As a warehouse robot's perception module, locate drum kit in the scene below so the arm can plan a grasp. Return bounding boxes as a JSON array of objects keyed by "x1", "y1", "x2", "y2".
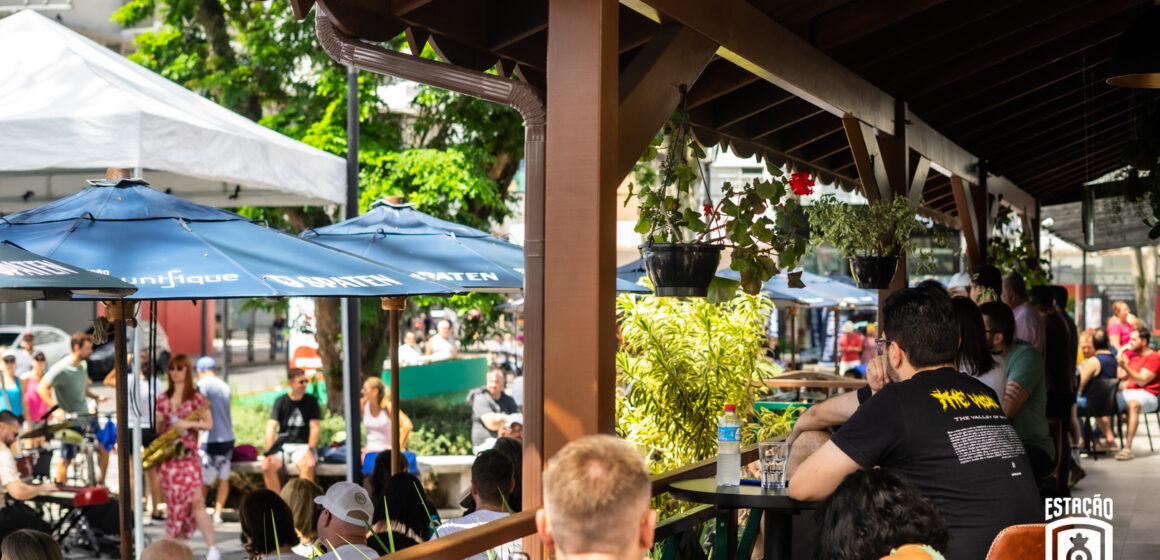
[{"x1": 14, "y1": 417, "x2": 117, "y2": 557}]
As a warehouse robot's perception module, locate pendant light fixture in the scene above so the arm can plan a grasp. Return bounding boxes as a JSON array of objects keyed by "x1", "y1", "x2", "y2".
[{"x1": 1107, "y1": 2, "x2": 1160, "y2": 88}]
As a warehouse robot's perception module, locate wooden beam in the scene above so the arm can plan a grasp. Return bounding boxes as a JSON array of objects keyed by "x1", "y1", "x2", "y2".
[
  {"x1": 908, "y1": 156, "x2": 931, "y2": 208},
  {"x1": 842, "y1": 114, "x2": 888, "y2": 202},
  {"x1": 744, "y1": 101, "x2": 824, "y2": 141},
  {"x1": 690, "y1": 123, "x2": 861, "y2": 187},
  {"x1": 1004, "y1": 130, "x2": 1128, "y2": 179},
  {"x1": 617, "y1": 24, "x2": 718, "y2": 181},
  {"x1": 708, "y1": 83, "x2": 795, "y2": 129},
  {"x1": 316, "y1": 0, "x2": 407, "y2": 41},
  {"x1": 428, "y1": 33, "x2": 498, "y2": 71},
  {"x1": 628, "y1": 0, "x2": 1040, "y2": 219},
  {"x1": 625, "y1": 0, "x2": 896, "y2": 131},
  {"x1": 951, "y1": 176, "x2": 983, "y2": 268},
  {"x1": 962, "y1": 87, "x2": 1124, "y2": 148},
  {"x1": 996, "y1": 105, "x2": 1137, "y2": 167},
  {"x1": 545, "y1": 0, "x2": 618, "y2": 460}
]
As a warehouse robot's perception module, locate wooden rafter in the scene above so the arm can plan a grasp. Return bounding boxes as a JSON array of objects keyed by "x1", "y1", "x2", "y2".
[
  {"x1": 807, "y1": 0, "x2": 948, "y2": 51},
  {"x1": 686, "y1": 60, "x2": 760, "y2": 109},
  {"x1": 956, "y1": 87, "x2": 1121, "y2": 145},
  {"x1": 617, "y1": 24, "x2": 718, "y2": 181}
]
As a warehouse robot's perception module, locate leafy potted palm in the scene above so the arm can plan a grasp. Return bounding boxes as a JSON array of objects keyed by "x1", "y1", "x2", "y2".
[
  {"x1": 627, "y1": 88, "x2": 809, "y2": 297},
  {"x1": 805, "y1": 194, "x2": 950, "y2": 289}
]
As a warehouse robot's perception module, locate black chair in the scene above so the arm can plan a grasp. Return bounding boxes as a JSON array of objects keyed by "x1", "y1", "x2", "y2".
[{"x1": 1078, "y1": 377, "x2": 1121, "y2": 459}]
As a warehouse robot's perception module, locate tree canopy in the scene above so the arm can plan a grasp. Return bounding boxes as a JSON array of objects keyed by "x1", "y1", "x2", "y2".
[{"x1": 114, "y1": 0, "x2": 525, "y2": 410}]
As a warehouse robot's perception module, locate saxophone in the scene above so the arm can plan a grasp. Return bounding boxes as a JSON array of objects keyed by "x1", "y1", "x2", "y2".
[{"x1": 142, "y1": 403, "x2": 210, "y2": 470}]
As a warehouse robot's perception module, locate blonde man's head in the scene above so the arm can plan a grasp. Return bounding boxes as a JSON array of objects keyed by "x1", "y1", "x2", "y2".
[
  {"x1": 537, "y1": 435, "x2": 656, "y2": 559},
  {"x1": 141, "y1": 539, "x2": 194, "y2": 560}
]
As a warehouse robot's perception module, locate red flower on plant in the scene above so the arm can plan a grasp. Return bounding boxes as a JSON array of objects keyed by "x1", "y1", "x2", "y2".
[
  {"x1": 789, "y1": 172, "x2": 815, "y2": 196},
  {"x1": 703, "y1": 202, "x2": 713, "y2": 218}
]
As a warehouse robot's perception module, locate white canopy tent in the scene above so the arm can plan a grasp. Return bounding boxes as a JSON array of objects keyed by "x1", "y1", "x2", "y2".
[{"x1": 0, "y1": 9, "x2": 345, "y2": 209}]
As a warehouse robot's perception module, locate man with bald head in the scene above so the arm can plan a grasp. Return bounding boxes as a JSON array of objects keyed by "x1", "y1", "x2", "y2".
[
  {"x1": 537, "y1": 435, "x2": 657, "y2": 560},
  {"x1": 470, "y1": 368, "x2": 519, "y2": 452}
]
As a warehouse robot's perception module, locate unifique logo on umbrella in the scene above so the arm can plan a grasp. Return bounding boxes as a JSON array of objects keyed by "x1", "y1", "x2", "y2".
[
  {"x1": 0, "y1": 260, "x2": 77, "y2": 277},
  {"x1": 118, "y1": 270, "x2": 241, "y2": 289},
  {"x1": 1045, "y1": 495, "x2": 1113, "y2": 559}
]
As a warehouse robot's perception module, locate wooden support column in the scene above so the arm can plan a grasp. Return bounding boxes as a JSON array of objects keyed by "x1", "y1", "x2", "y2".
[
  {"x1": 545, "y1": 0, "x2": 618, "y2": 457},
  {"x1": 841, "y1": 114, "x2": 889, "y2": 202},
  {"x1": 617, "y1": 25, "x2": 717, "y2": 181},
  {"x1": 950, "y1": 176, "x2": 986, "y2": 269}
]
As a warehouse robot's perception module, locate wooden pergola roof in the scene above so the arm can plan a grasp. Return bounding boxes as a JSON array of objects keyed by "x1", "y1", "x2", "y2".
[{"x1": 298, "y1": 0, "x2": 1157, "y2": 219}]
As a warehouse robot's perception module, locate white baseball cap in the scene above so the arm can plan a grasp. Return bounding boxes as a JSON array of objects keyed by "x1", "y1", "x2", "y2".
[
  {"x1": 314, "y1": 481, "x2": 374, "y2": 527},
  {"x1": 947, "y1": 272, "x2": 971, "y2": 291}
]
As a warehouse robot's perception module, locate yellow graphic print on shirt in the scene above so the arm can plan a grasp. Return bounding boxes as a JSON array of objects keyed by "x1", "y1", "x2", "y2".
[{"x1": 929, "y1": 389, "x2": 1000, "y2": 412}]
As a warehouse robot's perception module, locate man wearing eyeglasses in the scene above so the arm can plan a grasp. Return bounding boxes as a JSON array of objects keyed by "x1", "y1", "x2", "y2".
[
  {"x1": 261, "y1": 368, "x2": 321, "y2": 493},
  {"x1": 791, "y1": 287, "x2": 1040, "y2": 560},
  {"x1": 0, "y1": 410, "x2": 54, "y2": 543}
]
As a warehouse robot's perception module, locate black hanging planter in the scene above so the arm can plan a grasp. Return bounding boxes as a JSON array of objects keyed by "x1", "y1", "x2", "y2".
[
  {"x1": 641, "y1": 243, "x2": 723, "y2": 297},
  {"x1": 850, "y1": 256, "x2": 898, "y2": 289}
]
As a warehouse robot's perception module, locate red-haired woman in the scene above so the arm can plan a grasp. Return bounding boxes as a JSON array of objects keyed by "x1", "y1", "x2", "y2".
[{"x1": 156, "y1": 354, "x2": 219, "y2": 560}]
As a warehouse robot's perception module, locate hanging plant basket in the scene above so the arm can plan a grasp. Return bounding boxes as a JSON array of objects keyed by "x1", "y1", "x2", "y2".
[
  {"x1": 641, "y1": 243, "x2": 723, "y2": 297},
  {"x1": 850, "y1": 256, "x2": 898, "y2": 290}
]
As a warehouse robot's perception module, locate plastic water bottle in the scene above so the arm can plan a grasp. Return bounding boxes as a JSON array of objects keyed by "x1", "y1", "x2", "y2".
[{"x1": 716, "y1": 404, "x2": 741, "y2": 487}]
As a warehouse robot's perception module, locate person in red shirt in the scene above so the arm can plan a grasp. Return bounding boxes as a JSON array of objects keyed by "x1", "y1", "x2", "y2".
[
  {"x1": 1115, "y1": 326, "x2": 1160, "y2": 460},
  {"x1": 838, "y1": 322, "x2": 863, "y2": 375}
]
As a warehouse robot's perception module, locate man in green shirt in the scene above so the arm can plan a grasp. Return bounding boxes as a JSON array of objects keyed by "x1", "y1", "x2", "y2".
[
  {"x1": 38, "y1": 332, "x2": 108, "y2": 485},
  {"x1": 980, "y1": 302, "x2": 1054, "y2": 483}
]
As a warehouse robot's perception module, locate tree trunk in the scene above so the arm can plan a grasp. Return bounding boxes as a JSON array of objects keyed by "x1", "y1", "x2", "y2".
[{"x1": 314, "y1": 297, "x2": 344, "y2": 415}]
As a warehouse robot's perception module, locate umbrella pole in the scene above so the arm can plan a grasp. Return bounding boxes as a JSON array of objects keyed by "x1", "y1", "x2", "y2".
[
  {"x1": 788, "y1": 307, "x2": 797, "y2": 370},
  {"x1": 832, "y1": 306, "x2": 840, "y2": 376},
  {"x1": 383, "y1": 298, "x2": 404, "y2": 475},
  {"x1": 131, "y1": 325, "x2": 144, "y2": 559},
  {"x1": 108, "y1": 300, "x2": 134, "y2": 560}
]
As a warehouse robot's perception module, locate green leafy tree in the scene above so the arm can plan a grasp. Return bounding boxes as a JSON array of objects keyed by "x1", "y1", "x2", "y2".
[{"x1": 113, "y1": 0, "x2": 525, "y2": 413}]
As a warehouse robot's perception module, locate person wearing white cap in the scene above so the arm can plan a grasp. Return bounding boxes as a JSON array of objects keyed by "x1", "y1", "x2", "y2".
[
  {"x1": 946, "y1": 272, "x2": 971, "y2": 298},
  {"x1": 314, "y1": 481, "x2": 377, "y2": 560}
]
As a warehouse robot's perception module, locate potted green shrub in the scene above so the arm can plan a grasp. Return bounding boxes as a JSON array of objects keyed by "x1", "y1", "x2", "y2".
[
  {"x1": 627, "y1": 88, "x2": 809, "y2": 297},
  {"x1": 805, "y1": 194, "x2": 950, "y2": 289}
]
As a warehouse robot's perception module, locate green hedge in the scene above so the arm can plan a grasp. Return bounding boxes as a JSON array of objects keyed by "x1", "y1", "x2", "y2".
[{"x1": 230, "y1": 396, "x2": 473, "y2": 456}]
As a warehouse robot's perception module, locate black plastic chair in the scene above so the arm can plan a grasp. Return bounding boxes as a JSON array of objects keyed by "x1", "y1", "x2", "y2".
[{"x1": 1078, "y1": 377, "x2": 1121, "y2": 459}]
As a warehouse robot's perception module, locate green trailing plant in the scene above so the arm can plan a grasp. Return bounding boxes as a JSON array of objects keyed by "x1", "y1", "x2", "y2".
[
  {"x1": 626, "y1": 90, "x2": 810, "y2": 295},
  {"x1": 616, "y1": 290, "x2": 787, "y2": 476},
  {"x1": 805, "y1": 194, "x2": 952, "y2": 273},
  {"x1": 987, "y1": 208, "x2": 1051, "y2": 289}
]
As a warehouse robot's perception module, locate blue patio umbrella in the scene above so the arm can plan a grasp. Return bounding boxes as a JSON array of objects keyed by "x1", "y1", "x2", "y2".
[
  {"x1": 714, "y1": 268, "x2": 836, "y2": 308},
  {"x1": 0, "y1": 241, "x2": 136, "y2": 302},
  {"x1": 0, "y1": 181, "x2": 458, "y2": 300},
  {"x1": 0, "y1": 178, "x2": 458, "y2": 547},
  {"x1": 305, "y1": 200, "x2": 649, "y2": 293}
]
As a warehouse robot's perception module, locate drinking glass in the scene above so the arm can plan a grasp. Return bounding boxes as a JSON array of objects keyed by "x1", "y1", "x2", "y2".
[{"x1": 759, "y1": 441, "x2": 789, "y2": 489}]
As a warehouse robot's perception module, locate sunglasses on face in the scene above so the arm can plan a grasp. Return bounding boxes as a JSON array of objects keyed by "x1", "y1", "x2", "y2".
[{"x1": 34, "y1": 357, "x2": 45, "y2": 362}]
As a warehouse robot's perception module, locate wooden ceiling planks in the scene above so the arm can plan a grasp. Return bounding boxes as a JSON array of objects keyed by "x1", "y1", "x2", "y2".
[{"x1": 300, "y1": 0, "x2": 1160, "y2": 211}]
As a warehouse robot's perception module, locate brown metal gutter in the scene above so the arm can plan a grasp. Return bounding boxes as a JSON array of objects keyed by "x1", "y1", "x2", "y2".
[{"x1": 315, "y1": 10, "x2": 547, "y2": 559}]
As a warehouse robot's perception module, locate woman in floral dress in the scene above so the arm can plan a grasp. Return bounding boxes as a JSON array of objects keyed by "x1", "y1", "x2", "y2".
[{"x1": 157, "y1": 354, "x2": 220, "y2": 560}]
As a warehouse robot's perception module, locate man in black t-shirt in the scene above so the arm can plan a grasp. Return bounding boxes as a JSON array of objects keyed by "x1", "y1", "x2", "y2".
[
  {"x1": 469, "y1": 368, "x2": 519, "y2": 451},
  {"x1": 262, "y1": 368, "x2": 322, "y2": 493},
  {"x1": 790, "y1": 287, "x2": 1040, "y2": 560}
]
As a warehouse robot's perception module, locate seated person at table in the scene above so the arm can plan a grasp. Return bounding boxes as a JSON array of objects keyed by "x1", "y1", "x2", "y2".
[
  {"x1": 813, "y1": 469, "x2": 949, "y2": 560},
  {"x1": 790, "y1": 287, "x2": 1040, "y2": 560},
  {"x1": 426, "y1": 320, "x2": 459, "y2": 362},
  {"x1": 1077, "y1": 329, "x2": 1118, "y2": 451},
  {"x1": 1114, "y1": 326, "x2": 1160, "y2": 460},
  {"x1": 437, "y1": 450, "x2": 519, "y2": 560},
  {"x1": 469, "y1": 369, "x2": 519, "y2": 452},
  {"x1": 0, "y1": 411, "x2": 54, "y2": 543},
  {"x1": 262, "y1": 368, "x2": 322, "y2": 493},
  {"x1": 361, "y1": 376, "x2": 412, "y2": 461},
  {"x1": 537, "y1": 435, "x2": 656, "y2": 560}
]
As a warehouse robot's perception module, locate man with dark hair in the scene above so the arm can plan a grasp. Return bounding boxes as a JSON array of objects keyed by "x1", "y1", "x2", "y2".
[
  {"x1": 0, "y1": 410, "x2": 54, "y2": 543},
  {"x1": 1114, "y1": 326, "x2": 1160, "y2": 460},
  {"x1": 39, "y1": 331, "x2": 108, "y2": 485},
  {"x1": 979, "y1": 301, "x2": 1054, "y2": 481},
  {"x1": 262, "y1": 368, "x2": 321, "y2": 492},
  {"x1": 791, "y1": 287, "x2": 1040, "y2": 560},
  {"x1": 1035, "y1": 286, "x2": 1076, "y2": 433},
  {"x1": 439, "y1": 449, "x2": 519, "y2": 560},
  {"x1": 970, "y1": 265, "x2": 1002, "y2": 303},
  {"x1": 1002, "y1": 272, "x2": 1045, "y2": 353},
  {"x1": 1050, "y1": 285, "x2": 1078, "y2": 351}
]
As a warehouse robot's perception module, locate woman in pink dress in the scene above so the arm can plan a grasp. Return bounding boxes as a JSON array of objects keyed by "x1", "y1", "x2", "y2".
[
  {"x1": 156, "y1": 354, "x2": 219, "y2": 559},
  {"x1": 1108, "y1": 301, "x2": 1135, "y2": 357}
]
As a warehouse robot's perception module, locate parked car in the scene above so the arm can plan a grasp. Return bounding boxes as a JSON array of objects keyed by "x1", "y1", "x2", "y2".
[
  {"x1": 86, "y1": 322, "x2": 171, "y2": 383},
  {"x1": 0, "y1": 325, "x2": 71, "y2": 366}
]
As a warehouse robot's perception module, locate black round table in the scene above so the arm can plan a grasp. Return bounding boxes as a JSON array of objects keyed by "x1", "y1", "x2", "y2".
[{"x1": 668, "y1": 478, "x2": 819, "y2": 560}]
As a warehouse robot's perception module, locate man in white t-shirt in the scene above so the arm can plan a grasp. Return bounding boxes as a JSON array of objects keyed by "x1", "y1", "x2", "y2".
[
  {"x1": 437, "y1": 449, "x2": 519, "y2": 560},
  {"x1": 0, "y1": 410, "x2": 55, "y2": 542},
  {"x1": 397, "y1": 331, "x2": 428, "y2": 367},
  {"x1": 426, "y1": 320, "x2": 459, "y2": 362},
  {"x1": 314, "y1": 482, "x2": 377, "y2": 560}
]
